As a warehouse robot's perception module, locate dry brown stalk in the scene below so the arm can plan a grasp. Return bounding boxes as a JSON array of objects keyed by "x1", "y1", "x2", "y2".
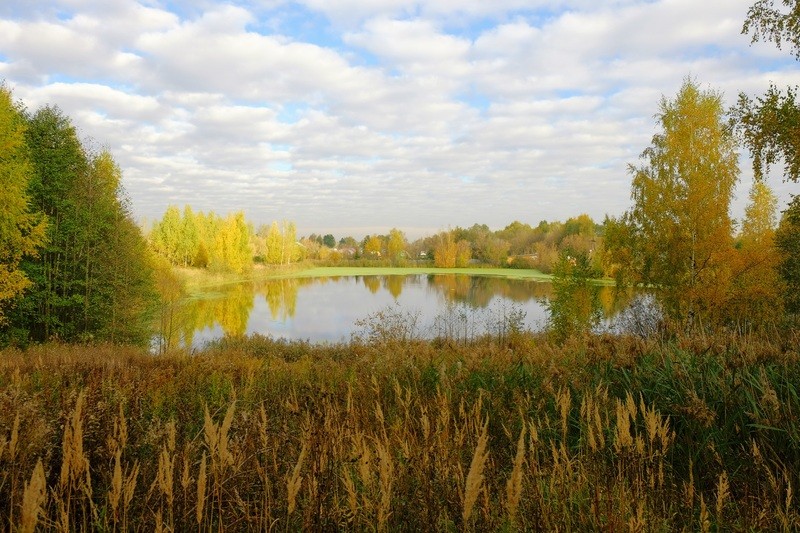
[
  {"x1": 114, "y1": 402, "x2": 128, "y2": 451},
  {"x1": 8, "y1": 412, "x2": 20, "y2": 462},
  {"x1": 60, "y1": 390, "x2": 88, "y2": 491},
  {"x1": 122, "y1": 461, "x2": 140, "y2": 531},
  {"x1": 375, "y1": 438, "x2": 394, "y2": 532},
  {"x1": 155, "y1": 444, "x2": 175, "y2": 507},
  {"x1": 341, "y1": 467, "x2": 358, "y2": 524},
  {"x1": 463, "y1": 417, "x2": 489, "y2": 525},
  {"x1": 181, "y1": 452, "x2": 192, "y2": 495},
  {"x1": 699, "y1": 495, "x2": 710, "y2": 533},
  {"x1": 614, "y1": 394, "x2": 634, "y2": 453},
  {"x1": 683, "y1": 457, "x2": 695, "y2": 512},
  {"x1": 258, "y1": 404, "x2": 270, "y2": 453},
  {"x1": 716, "y1": 470, "x2": 729, "y2": 526},
  {"x1": 556, "y1": 388, "x2": 571, "y2": 442},
  {"x1": 56, "y1": 389, "x2": 94, "y2": 529},
  {"x1": 420, "y1": 408, "x2": 431, "y2": 442},
  {"x1": 286, "y1": 441, "x2": 307, "y2": 517},
  {"x1": 204, "y1": 402, "x2": 237, "y2": 470},
  {"x1": 219, "y1": 402, "x2": 236, "y2": 467},
  {"x1": 196, "y1": 452, "x2": 207, "y2": 527},
  {"x1": 109, "y1": 449, "x2": 123, "y2": 521},
  {"x1": 505, "y1": 421, "x2": 526, "y2": 525},
  {"x1": 256, "y1": 404, "x2": 273, "y2": 528},
  {"x1": 18, "y1": 458, "x2": 46, "y2": 533}
]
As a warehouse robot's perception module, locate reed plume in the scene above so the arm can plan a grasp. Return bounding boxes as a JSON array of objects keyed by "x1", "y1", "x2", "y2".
[{"x1": 463, "y1": 417, "x2": 489, "y2": 525}]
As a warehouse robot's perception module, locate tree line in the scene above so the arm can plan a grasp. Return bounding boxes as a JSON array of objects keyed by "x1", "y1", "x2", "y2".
[
  {"x1": 147, "y1": 206, "x2": 606, "y2": 272},
  {"x1": 0, "y1": 85, "x2": 156, "y2": 346}
]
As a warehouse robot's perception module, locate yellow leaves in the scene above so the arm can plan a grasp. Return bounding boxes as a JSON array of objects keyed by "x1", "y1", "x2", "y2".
[
  {"x1": 626, "y1": 79, "x2": 740, "y2": 325},
  {"x1": 433, "y1": 231, "x2": 472, "y2": 268},
  {"x1": 742, "y1": 181, "x2": 778, "y2": 244},
  {"x1": 0, "y1": 86, "x2": 47, "y2": 322}
]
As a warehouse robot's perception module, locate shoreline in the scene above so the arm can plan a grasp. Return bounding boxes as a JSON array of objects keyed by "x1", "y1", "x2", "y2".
[{"x1": 174, "y1": 263, "x2": 617, "y2": 290}]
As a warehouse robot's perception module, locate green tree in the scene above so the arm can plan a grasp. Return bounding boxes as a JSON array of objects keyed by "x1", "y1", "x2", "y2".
[
  {"x1": 776, "y1": 195, "x2": 800, "y2": 315},
  {"x1": 180, "y1": 205, "x2": 200, "y2": 267},
  {"x1": 496, "y1": 220, "x2": 535, "y2": 255},
  {"x1": 16, "y1": 105, "x2": 91, "y2": 340},
  {"x1": 0, "y1": 86, "x2": 46, "y2": 324},
  {"x1": 89, "y1": 154, "x2": 157, "y2": 343},
  {"x1": 563, "y1": 214, "x2": 596, "y2": 237},
  {"x1": 735, "y1": 0, "x2": 800, "y2": 182},
  {"x1": 622, "y1": 79, "x2": 739, "y2": 326},
  {"x1": 322, "y1": 234, "x2": 336, "y2": 248},
  {"x1": 11, "y1": 105, "x2": 156, "y2": 343},
  {"x1": 463, "y1": 224, "x2": 509, "y2": 266},
  {"x1": 339, "y1": 236, "x2": 358, "y2": 248},
  {"x1": 151, "y1": 205, "x2": 182, "y2": 264}
]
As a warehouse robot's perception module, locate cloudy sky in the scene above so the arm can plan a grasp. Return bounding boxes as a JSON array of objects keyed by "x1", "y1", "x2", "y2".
[{"x1": 1, "y1": 0, "x2": 798, "y2": 239}]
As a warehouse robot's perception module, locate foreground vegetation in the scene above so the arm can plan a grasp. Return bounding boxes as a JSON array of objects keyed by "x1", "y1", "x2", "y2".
[{"x1": 1, "y1": 329, "x2": 798, "y2": 531}]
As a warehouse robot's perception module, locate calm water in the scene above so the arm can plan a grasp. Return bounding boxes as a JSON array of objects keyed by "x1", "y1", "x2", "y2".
[{"x1": 157, "y1": 274, "x2": 635, "y2": 349}]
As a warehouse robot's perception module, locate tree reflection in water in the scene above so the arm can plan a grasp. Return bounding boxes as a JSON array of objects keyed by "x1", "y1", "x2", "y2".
[{"x1": 156, "y1": 274, "x2": 641, "y2": 349}]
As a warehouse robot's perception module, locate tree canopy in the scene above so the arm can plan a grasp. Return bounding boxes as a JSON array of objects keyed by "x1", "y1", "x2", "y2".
[
  {"x1": 0, "y1": 86, "x2": 47, "y2": 324},
  {"x1": 735, "y1": 0, "x2": 800, "y2": 182},
  {"x1": 2, "y1": 102, "x2": 156, "y2": 345},
  {"x1": 613, "y1": 79, "x2": 739, "y2": 325}
]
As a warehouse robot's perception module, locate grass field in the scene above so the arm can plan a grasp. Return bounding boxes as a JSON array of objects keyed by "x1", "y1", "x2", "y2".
[{"x1": 1, "y1": 329, "x2": 798, "y2": 531}]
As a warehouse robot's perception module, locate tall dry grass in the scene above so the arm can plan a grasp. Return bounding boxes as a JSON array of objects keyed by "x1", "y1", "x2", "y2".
[{"x1": 0, "y1": 330, "x2": 798, "y2": 530}]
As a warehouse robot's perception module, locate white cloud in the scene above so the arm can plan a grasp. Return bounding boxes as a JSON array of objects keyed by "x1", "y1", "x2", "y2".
[{"x1": 1, "y1": 0, "x2": 798, "y2": 238}]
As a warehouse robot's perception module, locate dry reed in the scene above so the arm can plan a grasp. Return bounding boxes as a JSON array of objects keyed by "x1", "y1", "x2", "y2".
[{"x1": 0, "y1": 331, "x2": 797, "y2": 530}]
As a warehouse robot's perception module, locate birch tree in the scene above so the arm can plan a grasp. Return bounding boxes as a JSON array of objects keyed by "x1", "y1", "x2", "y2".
[{"x1": 624, "y1": 79, "x2": 739, "y2": 326}]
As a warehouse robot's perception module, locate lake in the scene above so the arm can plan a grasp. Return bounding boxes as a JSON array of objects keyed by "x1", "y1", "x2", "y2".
[{"x1": 156, "y1": 273, "x2": 637, "y2": 350}]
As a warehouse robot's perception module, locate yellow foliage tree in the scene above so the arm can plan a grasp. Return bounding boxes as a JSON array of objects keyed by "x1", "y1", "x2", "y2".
[
  {"x1": 721, "y1": 180, "x2": 783, "y2": 329},
  {"x1": 433, "y1": 232, "x2": 457, "y2": 268},
  {"x1": 623, "y1": 79, "x2": 739, "y2": 327},
  {"x1": 0, "y1": 86, "x2": 46, "y2": 323},
  {"x1": 364, "y1": 235, "x2": 384, "y2": 258}
]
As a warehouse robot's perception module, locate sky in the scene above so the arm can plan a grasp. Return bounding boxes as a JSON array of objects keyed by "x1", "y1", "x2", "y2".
[{"x1": 1, "y1": 0, "x2": 798, "y2": 240}]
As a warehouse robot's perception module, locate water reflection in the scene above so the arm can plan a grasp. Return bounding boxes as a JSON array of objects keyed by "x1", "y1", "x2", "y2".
[
  {"x1": 156, "y1": 274, "x2": 638, "y2": 349},
  {"x1": 426, "y1": 274, "x2": 556, "y2": 307}
]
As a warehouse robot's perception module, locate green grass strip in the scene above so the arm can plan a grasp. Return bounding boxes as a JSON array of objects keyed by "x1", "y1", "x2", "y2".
[{"x1": 270, "y1": 266, "x2": 554, "y2": 281}]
